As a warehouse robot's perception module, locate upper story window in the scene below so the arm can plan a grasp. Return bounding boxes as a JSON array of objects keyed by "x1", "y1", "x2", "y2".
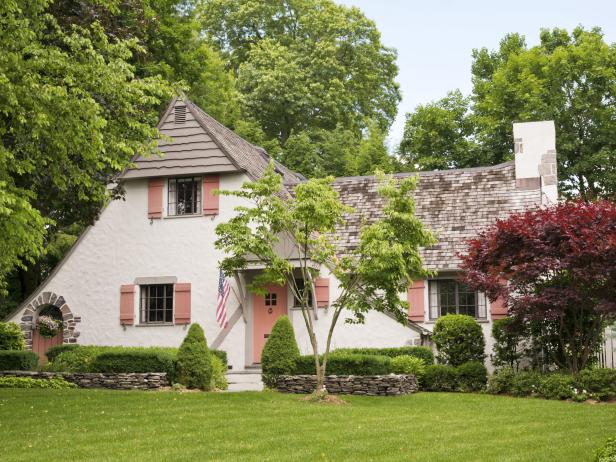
[
  {"x1": 140, "y1": 284, "x2": 173, "y2": 324},
  {"x1": 428, "y1": 279, "x2": 487, "y2": 321},
  {"x1": 168, "y1": 177, "x2": 201, "y2": 216}
]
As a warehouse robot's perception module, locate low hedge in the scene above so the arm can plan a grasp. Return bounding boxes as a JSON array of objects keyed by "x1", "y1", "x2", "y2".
[
  {"x1": 0, "y1": 351, "x2": 38, "y2": 371},
  {"x1": 47, "y1": 345, "x2": 228, "y2": 380},
  {"x1": 487, "y1": 367, "x2": 616, "y2": 402},
  {"x1": 45, "y1": 344, "x2": 80, "y2": 362},
  {"x1": 91, "y1": 350, "x2": 177, "y2": 381},
  {"x1": 422, "y1": 362, "x2": 488, "y2": 392},
  {"x1": 0, "y1": 376, "x2": 76, "y2": 389},
  {"x1": 333, "y1": 346, "x2": 434, "y2": 365},
  {"x1": 294, "y1": 353, "x2": 392, "y2": 376}
]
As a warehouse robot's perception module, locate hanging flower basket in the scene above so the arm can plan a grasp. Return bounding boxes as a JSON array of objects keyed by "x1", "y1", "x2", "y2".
[{"x1": 37, "y1": 315, "x2": 62, "y2": 338}]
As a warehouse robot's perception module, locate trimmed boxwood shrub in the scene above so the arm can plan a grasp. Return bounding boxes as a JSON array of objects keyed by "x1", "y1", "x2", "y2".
[
  {"x1": 422, "y1": 365, "x2": 458, "y2": 391},
  {"x1": 334, "y1": 346, "x2": 434, "y2": 365},
  {"x1": 391, "y1": 355, "x2": 426, "y2": 380},
  {"x1": 0, "y1": 322, "x2": 25, "y2": 350},
  {"x1": 46, "y1": 344, "x2": 80, "y2": 362},
  {"x1": 0, "y1": 350, "x2": 38, "y2": 371},
  {"x1": 91, "y1": 350, "x2": 177, "y2": 379},
  {"x1": 176, "y1": 323, "x2": 212, "y2": 390},
  {"x1": 432, "y1": 314, "x2": 485, "y2": 366},
  {"x1": 261, "y1": 316, "x2": 300, "y2": 387},
  {"x1": 595, "y1": 437, "x2": 616, "y2": 462},
  {"x1": 0, "y1": 376, "x2": 76, "y2": 389},
  {"x1": 457, "y1": 361, "x2": 488, "y2": 392}
]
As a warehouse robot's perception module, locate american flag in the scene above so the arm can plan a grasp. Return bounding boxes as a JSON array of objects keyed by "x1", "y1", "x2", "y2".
[{"x1": 216, "y1": 269, "x2": 230, "y2": 328}]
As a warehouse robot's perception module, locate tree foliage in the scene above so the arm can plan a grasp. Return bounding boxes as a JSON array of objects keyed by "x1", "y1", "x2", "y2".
[
  {"x1": 0, "y1": 0, "x2": 173, "y2": 296},
  {"x1": 199, "y1": 0, "x2": 400, "y2": 177},
  {"x1": 400, "y1": 27, "x2": 616, "y2": 200},
  {"x1": 215, "y1": 163, "x2": 434, "y2": 393},
  {"x1": 461, "y1": 200, "x2": 616, "y2": 373}
]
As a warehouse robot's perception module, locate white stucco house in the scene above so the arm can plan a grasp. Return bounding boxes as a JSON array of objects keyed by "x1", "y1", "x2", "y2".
[{"x1": 5, "y1": 98, "x2": 559, "y2": 371}]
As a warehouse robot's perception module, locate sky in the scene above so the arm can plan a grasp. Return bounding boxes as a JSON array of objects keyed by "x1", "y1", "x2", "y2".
[{"x1": 336, "y1": 0, "x2": 616, "y2": 148}]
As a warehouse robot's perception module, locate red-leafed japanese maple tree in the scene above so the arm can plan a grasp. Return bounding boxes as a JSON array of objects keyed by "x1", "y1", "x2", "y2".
[{"x1": 461, "y1": 200, "x2": 616, "y2": 373}]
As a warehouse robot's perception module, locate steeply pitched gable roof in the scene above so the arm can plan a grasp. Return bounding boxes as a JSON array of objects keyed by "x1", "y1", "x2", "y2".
[
  {"x1": 121, "y1": 97, "x2": 302, "y2": 184},
  {"x1": 332, "y1": 162, "x2": 542, "y2": 270}
]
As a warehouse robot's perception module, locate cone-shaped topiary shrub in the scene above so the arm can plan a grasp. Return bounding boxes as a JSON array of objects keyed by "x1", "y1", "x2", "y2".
[
  {"x1": 176, "y1": 323, "x2": 213, "y2": 390},
  {"x1": 261, "y1": 316, "x2": 300, "y2": 388}
]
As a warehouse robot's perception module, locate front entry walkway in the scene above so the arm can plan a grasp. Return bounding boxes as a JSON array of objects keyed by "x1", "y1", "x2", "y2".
[{"x1": 226, "y1": 369, "x2": 263, "y2": 392}]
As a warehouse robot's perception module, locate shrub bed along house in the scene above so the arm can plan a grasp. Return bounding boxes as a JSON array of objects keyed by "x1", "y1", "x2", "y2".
[
  {"x1": 487, "y1": 367, "x2": 616, "y2": 402},
  {"x1": 422, "y1": 362, "x2": 488, "y2": 392},
  {"x1": 0, "y1": 351, "x2": 38, "y2": 371}
]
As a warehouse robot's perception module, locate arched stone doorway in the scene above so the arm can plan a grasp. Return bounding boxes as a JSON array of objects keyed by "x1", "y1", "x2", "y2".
[{"x1": 19, "y1": 291, "x2": 81, "y2": 355}]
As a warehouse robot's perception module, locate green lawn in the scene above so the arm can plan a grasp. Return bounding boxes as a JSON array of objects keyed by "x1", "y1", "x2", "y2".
[{"x1": 0, "y1": 390, "x2": 614, "y2": 461}]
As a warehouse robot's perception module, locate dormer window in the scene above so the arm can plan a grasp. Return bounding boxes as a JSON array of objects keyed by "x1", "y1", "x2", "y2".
[{"x1": 168, "y1": 177, "x2": 201, "y2": 216}]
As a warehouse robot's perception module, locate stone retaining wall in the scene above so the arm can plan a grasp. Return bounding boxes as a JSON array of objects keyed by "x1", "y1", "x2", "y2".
[
  {"x1": 0, "y1": 371, "x2": 168, "y2": 390},
  {"x1": 276, "y1": 374, "x2": 418, "y2": 396}
]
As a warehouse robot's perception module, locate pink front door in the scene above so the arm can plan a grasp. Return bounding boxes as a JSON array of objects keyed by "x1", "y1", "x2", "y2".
[
  {"x1": 32, "y1": 331, "x2": 63, "y2": 364},
  {"x1": 252, "y1": 283, "x2": 288, "y2": 363}
]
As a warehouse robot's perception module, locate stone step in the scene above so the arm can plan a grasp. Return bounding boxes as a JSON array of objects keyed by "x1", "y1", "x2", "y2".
[{"x1": 226, "y1": 369, "x2": 263, "y2": 392}]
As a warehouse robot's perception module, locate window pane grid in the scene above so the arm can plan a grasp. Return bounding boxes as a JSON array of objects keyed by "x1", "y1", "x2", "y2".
[
  {"x1": 168, "y1": 177, "x2": 201, "y2": 216},
  {"x1": 428, "y1": 279, "x2": 486, "y2": 321},
  {"x1": 140, "y1": 284, "x2": 173, "y2": 324}
]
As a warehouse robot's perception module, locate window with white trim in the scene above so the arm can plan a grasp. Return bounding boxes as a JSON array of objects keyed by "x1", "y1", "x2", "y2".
[
  {"x1": 140, "y1": 284, "x2": 173, "y2": 324},
  {"x1": 428, "y1": 279, "x2": 487, "y2": 320},
  {"x1": 168, "y1": 177, "x2": 201, "y2": 216}
]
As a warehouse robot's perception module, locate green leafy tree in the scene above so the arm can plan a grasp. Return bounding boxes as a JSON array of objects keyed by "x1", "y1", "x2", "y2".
[
  {"x1": 400, "y1": 27, "x2": 616, "y2": 199},
  {"x1": 199, "y1": 0, "x2": 401, "y2": 173},
  {"x1": 176, "y1": 323, "x2": 213, "y2": 390},
  {"x1": 355, "y1": 121, "x2": 394, "y2": 176},
  {"x1": 398, "y1": 90, "x2": 480, "y2": 170},
  {"x1": 0, "y1": 0, "x2": 173, "y2": 295},
  {"x1": 0, "y1": 322, "x2": 25, "y2": 350},
  {"x1": 215, "y1": 163, "x2": 435, "y2": 394},
  {"x1": 261, "y1": 316, "x2": 300, "y2": 388}
]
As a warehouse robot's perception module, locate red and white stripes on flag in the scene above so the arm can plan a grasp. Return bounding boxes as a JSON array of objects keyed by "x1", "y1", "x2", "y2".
[{"x1": 216, "y1": 269, "x2": 230, "y2": 328}]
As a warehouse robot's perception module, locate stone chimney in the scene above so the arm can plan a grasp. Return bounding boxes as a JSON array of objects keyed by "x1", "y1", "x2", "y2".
[{"x1": 513, "y1": 121, "x2": 558, "y2": 205}]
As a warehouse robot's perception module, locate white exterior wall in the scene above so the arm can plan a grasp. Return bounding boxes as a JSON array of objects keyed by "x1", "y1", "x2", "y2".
[
  {"x1": 9, "y1": 173, "x2": 253, "y2": 370},
  {"x1": 289, "y1": 269, "x2": 422, "y2": 355}
]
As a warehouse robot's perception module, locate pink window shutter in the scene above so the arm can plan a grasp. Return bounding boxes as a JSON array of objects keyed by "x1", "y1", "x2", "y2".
[
  {"x1": 148, "y1": 178, "x2": 164, "y2": 219},
  {"x1": 203, "y1": 175, "x2": 220, "y2": 215},
  {"x1": 174, "y1": 283, "x2": 191, "y2": 325},
  {"x1": 407, "y1": 280, "x2": 425, "y2": 322},
  {"x1": 315, "y1": 278, "x2": 330, "y2": 308},
  {"x1": 120, "y1": 285, "x2": 135, "y2": 325},
  {"x1": 490, "y1": 297, "x2": 508, "y2": 320}
]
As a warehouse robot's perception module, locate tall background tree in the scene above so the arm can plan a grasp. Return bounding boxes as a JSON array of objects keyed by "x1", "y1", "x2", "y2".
[
  {"x1": 199, "y1": 0, "x2": 401, "y2": 178},
  {"x1": 399, "y1": 27, "x2": 616, "y2": 200}
]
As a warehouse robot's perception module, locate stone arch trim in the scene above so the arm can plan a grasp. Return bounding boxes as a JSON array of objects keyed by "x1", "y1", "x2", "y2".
[{"x1": 20, "y1": 291, "x2": 81, "y2": 350}]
